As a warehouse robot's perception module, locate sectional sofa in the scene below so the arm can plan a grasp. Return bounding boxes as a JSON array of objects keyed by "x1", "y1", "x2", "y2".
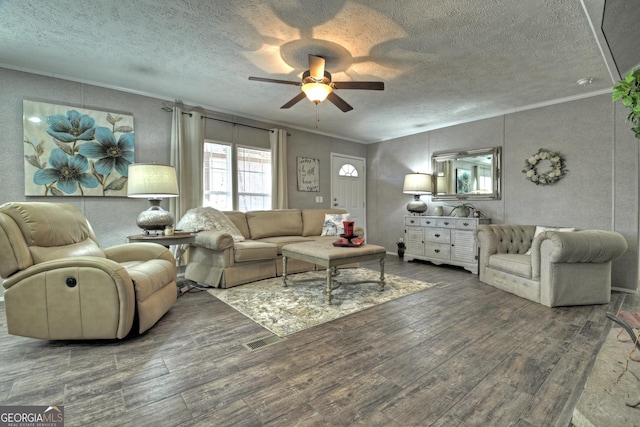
[{"x1": 182, "y1": 208, "x2": 364, "y2": 288}]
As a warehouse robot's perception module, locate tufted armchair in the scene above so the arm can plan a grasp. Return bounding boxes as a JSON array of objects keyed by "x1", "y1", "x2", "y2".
[
  {"x1": 474, "y1": 224, "x2": 627, "y2": 307},
  {"x1": 0, "y1": 202, "x2": 177, "y2": 339}
]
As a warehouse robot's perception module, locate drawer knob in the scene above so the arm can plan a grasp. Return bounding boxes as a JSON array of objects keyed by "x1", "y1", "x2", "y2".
[
  {"x1": 426, "y1": 221, "x2": 431, "y2": 224},
  {"x1": 463, "y1": 222, "x2": 469, "y2": 226},
  {"x1": 434, "y1": 249, "x2": 440, "y2": 253},
  {"x1": 410, "y1": 220, "x2": 415, "y2": 224},
  {"x1": 444, "y1": 221, "x2": 450, "y2": 225},
  {"x1": 435, "y1": 233, "x2": 440, "y2": 238}
]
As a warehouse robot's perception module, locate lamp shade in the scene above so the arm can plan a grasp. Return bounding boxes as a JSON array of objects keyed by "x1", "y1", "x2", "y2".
[
  {"x1": 127, "y1": 164, "x2": 179, "y2": 198},
  {"x1": 403, "y1": 173, "x2": 433, "y2": 195},
  {"x1": 302, "y1": 82, "x2": 333, "y2": 103}
]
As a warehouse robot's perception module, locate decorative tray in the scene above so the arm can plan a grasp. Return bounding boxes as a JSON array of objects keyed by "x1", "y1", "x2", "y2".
[{"x1": 333, "y1": 237, "x2": 365, "y2": 247}]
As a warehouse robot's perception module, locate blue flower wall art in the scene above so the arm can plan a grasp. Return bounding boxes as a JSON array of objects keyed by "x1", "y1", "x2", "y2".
[{"x1": 23, "y1": 100, "x2": 135, "y2": 196}]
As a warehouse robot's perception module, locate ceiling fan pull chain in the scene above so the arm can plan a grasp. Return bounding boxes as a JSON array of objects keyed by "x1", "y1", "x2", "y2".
[{"x1": 316, "y1": 104, "x2": 320, "y2": 129}]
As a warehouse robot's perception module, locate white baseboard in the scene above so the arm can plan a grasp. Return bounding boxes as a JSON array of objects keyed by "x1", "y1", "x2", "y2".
[{"x1": 611, "y1": 286, "x2": 638, "y2": 294}]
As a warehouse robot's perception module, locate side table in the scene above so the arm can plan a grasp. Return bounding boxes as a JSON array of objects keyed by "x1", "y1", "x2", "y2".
[{"x1": 127, "y1": 233, "x2": 196, "y2": 247}]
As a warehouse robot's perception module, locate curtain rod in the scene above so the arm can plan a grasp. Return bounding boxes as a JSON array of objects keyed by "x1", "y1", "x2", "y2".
[{"x1": 179, "y1": 111, "x2": 274, "y2": 133}]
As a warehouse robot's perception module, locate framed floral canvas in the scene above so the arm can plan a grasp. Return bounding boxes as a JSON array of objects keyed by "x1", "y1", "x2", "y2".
[{"x1": 23, "y1": 100, "x2": 134, "y2": 196}]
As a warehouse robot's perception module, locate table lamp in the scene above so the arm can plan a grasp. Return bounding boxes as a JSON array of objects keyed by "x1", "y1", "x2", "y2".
[
  {"x1": 403, "y1": 173, "x2": 432, "y2": 214},
  {"x1": 127, "y1": 163, "x2": 179, "y2": 234}
]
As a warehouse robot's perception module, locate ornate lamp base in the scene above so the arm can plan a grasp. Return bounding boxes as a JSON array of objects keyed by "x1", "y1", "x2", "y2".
[
  {"x1": 136, "y1": 199, "x2": 174, "y2": 234},
  {"x1": 406, "y1": 195, "x2": 427, "y2": 214}
]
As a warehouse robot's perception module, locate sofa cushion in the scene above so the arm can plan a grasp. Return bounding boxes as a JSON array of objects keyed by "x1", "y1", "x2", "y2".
[
  {"x1": 233, "y1": 240, "x2": 278, "y2": 263},
  {"x1": 301, "y1": 209, "x2": 347, "y2": 236},
  {"x1": 246, "y1": 210, "x2": 302, "y2": 239},
  {"x1": 121, "y1": 259, "x2": 175, "y2": 302},
  {"x1": 489, "y1": 254, "x2": 532, "y2": 278},
  {"x1": 223, "y1": 211, "x2": 251, "y2": 239},
  {"x1": 257, "y1": 236, "x2": 314, "y2": 252}
]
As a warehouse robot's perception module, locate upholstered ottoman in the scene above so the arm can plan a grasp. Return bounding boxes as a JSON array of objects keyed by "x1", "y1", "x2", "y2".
[{"x1": 282, "y1": 241, "x2": 386, "y2": 304}]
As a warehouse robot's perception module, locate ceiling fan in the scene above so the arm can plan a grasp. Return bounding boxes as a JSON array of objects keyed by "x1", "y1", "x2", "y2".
[{"x1": 248, "y1": 54, "x2": 384, "y2": 112}]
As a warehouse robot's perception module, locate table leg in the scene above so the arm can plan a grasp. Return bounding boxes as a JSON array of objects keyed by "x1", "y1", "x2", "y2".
[
  {"x1": 283, "y1": 255, "x2": 288, "y2": 287},
  {"x1": 325, "y1": 267, "x2": 333, "y2": 305},
  {"x1": 379, "y1": 258, "x2": 386, "y2": 291}
]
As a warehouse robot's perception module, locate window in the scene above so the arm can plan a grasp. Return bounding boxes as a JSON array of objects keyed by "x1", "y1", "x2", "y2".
[
  {"x1": 237, "y1": 146, "x2": 271, "y2": 211},
  {"x1": 338, "y1": 163, "x2": 359, "y2": 177},
  {"x1": 203, "y1": 143, "x2": 233, "y2": 210},
  {"x1": 203, "y1": 141, "x2": 271, "y2": 211}
]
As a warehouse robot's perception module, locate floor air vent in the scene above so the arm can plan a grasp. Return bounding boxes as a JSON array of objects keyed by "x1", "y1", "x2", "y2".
[{"x1": 243, "y1": 335, "x2": 284, "y2": 351}]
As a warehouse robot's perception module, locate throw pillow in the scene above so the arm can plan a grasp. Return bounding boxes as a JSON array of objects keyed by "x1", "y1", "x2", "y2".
[
  {"x1": 321, "y1": 213, "x2": 351, "y2": 236},
  {"x1": 177, "y1": 207, "x2": 245, "y2": 242},
  {"x1": 525, "y1": 225, "x2": 575, "y2": 255}
]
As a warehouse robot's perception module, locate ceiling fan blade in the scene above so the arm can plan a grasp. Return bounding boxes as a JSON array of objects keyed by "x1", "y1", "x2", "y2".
[
  {"x1": 249, "y1": 76, "x2": 301, "y2": 86},
  {"x1": 308, "y1": 55, "x2": 325, "y2": 80},
  {"x1": 332, "y1": 81, "x2": 385, "y2": 90},
  {"x1": 327, "y1": 92, "x2": 353, "y2": 112},
  {"x1": 281, "y1": 92, "x2": 307, "y2": 109}
]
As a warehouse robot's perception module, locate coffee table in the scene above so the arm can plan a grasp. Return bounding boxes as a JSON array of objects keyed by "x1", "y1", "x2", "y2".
[{"x1": 282, "y1": 241, "x2": 386, "y2": 304}]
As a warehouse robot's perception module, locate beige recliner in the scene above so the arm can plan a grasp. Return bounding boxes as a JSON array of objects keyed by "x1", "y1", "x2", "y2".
[{"x1": 0, "y1": 202, "x2": 177, "y2": 339}]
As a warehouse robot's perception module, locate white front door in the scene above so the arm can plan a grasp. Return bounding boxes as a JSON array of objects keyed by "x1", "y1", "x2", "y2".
[{"x1": 331, "y1": 153, "x2": 366, "y2": 236}]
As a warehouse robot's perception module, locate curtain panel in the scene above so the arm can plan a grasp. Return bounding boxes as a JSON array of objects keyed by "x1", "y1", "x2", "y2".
[
  {"x1": 270, "y1": 128, "x2": 288, "y2": 209},
  {"x1": 169, "y1": 106, "x2": 204, "y2": 222},
  {"x1": 169, "y1": 107, "x2": 204, "y2": 265}
]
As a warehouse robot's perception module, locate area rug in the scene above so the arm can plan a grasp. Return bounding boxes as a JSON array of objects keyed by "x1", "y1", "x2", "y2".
[{"x1": 207, "y1": 268, "x2": 438, "y2": 337}]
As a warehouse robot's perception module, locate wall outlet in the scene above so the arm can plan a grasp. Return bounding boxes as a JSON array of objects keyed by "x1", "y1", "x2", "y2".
[{"x1": 315, "y1": 196, "x2": 323, "y2": 203}]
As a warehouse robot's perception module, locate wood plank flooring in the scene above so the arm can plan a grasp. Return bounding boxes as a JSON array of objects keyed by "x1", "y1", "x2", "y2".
[{"x1": 0, "y1": 258, "x2": 626, "y2": 426}]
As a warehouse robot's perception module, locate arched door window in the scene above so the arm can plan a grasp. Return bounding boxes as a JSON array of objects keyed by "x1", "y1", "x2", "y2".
[{"x1": 338, "y1": 163, "x2": 359, "y2": 177}]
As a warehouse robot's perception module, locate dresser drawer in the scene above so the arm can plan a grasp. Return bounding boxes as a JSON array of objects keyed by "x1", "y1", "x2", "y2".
[
  {"x1": 405, "y1": 217, "x2": 421, "y2": 226},
  {"x1": 424, "y1": 243, "x2": 451, "y2": 260},
  {"x1": 424, "y1": 227, "x2": 451, "y2": 243},
  {"x1": 420, "y1": 217, "x2": 437, "y2": 227},
  {"x1": 455, "y1": 219, "x2": 477, "y2": 230},
  {"x1": 436, "y1": 218, "x2": 455, "y2": 228}
]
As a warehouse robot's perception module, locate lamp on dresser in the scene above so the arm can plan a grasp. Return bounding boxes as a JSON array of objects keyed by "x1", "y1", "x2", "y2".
[
  {"x1": 127, "y1": 163, "x2": 179, "y2": 234},
  {"x1": 403, "y1": 173, "x2": 432, "y2": 214}
]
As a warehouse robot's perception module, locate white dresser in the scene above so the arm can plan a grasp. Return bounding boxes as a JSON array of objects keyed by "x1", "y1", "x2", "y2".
[{"x1": 403, "y1": 215, "x2": 490, "y2": 274}]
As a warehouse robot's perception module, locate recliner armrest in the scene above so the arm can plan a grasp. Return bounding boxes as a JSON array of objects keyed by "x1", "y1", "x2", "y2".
[
  {"x1": 105, "y1": 242, "x2": 174, "y2": 264},
  {"x1": 3, "y1": 256, "x2": 130, "y2": 289}
]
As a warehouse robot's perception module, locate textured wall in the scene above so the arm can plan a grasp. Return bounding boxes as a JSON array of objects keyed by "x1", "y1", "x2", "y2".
[
  {"x1": 0, "y1": 68, "x2": 364, "y2": 248},
  {"x1": 367, "y1": 95, "x2": 639, "y2": 292},
  {"x1": 0, "y1": 68, "x2": 172, "y2": 248}
]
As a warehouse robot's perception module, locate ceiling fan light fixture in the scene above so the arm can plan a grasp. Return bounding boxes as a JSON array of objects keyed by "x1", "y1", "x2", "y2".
[{"x1": 302, "y1": 82, "x2": 332, "y2": 103}]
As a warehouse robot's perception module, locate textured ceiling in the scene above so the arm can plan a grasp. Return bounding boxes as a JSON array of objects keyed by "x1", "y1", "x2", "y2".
[{"x1": 0, "y1": 0, "x2": 614, "y2": 143}]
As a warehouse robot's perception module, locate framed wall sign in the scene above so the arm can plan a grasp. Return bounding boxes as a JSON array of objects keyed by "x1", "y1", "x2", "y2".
[{"x1": 297, "y1": 156, "x2": 320, "y2": 192}]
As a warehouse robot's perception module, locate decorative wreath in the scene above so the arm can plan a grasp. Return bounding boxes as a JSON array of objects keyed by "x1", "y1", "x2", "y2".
[{"x1": 522, "y1": 148, "x2": 567, "y2": 185}]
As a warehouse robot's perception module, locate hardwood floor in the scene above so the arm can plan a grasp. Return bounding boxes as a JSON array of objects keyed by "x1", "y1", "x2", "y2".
[{"x1": 0, "y1": 258, "x2": 626, "y2": 426}]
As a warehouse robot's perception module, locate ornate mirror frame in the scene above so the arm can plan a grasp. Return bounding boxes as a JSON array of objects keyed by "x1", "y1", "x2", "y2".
[{"x1": 431, "y1": 146, "x2": 502, "y2": 201}]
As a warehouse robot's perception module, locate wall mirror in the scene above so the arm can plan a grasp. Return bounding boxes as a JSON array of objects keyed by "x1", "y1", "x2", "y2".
[{"x1": 432, "y1": 147, "x2": 501, "y2": 200}]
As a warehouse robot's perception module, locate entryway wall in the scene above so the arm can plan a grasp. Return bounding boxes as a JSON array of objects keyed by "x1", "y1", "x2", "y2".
[{"x1": 366, "y1": 93, "x2": 639, "y2": 293}]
